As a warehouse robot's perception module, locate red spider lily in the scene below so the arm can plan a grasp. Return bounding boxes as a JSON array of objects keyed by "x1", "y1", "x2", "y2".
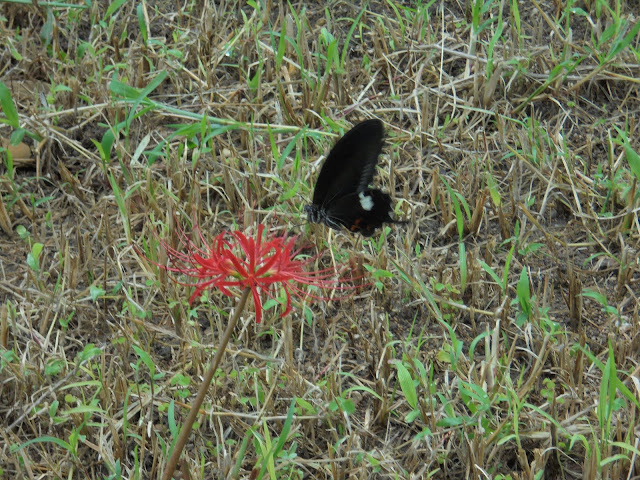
[{"x1": 152, "y1": 224, "x2": 338, "y2": 323}]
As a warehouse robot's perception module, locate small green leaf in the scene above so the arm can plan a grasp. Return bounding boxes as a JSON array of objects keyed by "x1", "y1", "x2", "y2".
[
  {"x1": 45, "y1": 359, "x2": 65, "y2": 376},
  {"x1": 133, "y1": 345, "x2": 156, "y2": 377},
  {"x1": 0, "y1": 81, "x2": 19, "y2": 128},
  {"x1": 581, "y1": 289, "x2": 608, "y2": 307},
  {"x1": 31, "y1": 242, "x2": 44, "y2": 259},
  {"x1": 406, "y1": 410, "x2": 421, "y2": 423},
  {"x1": 328, "y1": 396, "x2": 355, "y2": 414},
  {"x1": 171, "y1": 373, "x2": 191, "y2": 387},
  {"x1": 167, "y1": 400, "x2": 179, "y2": 438},
  {"x1": 295, "y1": 397, "x2": 316, "y2": 415},
  {"x1": 395, "y1": 361, "x2": 418, "y2": 410},
  {"x1": 49, "y1": 400, "x2": 59, "y2": 417},
  {"x1": 89, "y1": 285, "x2": 106, "y2": 301},
  {"x1": 479, "y1": 260, "x2": 502, "y2": 286},
  {"x1": 624, "y1": 143, "x2": 640, "y2": 182},
  {"x1": 59, "y1": 311, "x2": 75, "y2": 329},
  {"x1": 137, "y1": 3, "x2": 148, "y2": 44},
  {"x1": 516, "y1": 268, "x2": 531, "y2": 319},
  {"x1": 76, "y1": 343, "x2": 102, "y2": 364},
  {"x1": 459, "y1": 242, "x2": 467, "y2": 292},
  {"x1": 26, "y1": 254, "x2": 38, "y2": 272},
  {"x1": 105, "y1": 0, "x2": 127, "y2": 18},
  {"x1": 26, "y1": 243, "x2": 43, "y2": 272}
]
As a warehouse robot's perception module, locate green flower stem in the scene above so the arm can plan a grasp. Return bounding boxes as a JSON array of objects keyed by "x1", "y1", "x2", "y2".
[{"x1": 162, "y1": 287, "x2": 251, "y2": 480}]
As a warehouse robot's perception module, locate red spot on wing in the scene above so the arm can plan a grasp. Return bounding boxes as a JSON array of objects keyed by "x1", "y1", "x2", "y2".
[{"x1": 350, "y1": 217, "x2": 365, "y2": 232}]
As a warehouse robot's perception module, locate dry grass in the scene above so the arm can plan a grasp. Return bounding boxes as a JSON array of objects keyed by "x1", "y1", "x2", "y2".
[{"x1": 1, "y1": 1, "x2": 640, "y2": 479}]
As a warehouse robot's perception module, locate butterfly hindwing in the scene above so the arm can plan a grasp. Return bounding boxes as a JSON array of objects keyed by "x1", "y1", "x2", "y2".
[{"x1": 322, "y1": 189, "x2": 394, "y2": 237}]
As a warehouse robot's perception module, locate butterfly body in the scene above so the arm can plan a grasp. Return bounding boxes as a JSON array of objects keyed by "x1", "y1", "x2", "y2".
[{"x1": 305, "y1": 119, "x2": 401, "y2": 237}]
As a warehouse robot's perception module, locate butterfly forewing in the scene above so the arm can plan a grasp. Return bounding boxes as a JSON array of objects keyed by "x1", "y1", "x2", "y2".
[{"x1": 311, "y1": 119, "x2": 384, "y2": 207}]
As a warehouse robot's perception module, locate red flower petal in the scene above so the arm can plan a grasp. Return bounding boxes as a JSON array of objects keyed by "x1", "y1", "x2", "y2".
[{"x1": 140, "y1": 223, "x2": 356, "y2": 324}]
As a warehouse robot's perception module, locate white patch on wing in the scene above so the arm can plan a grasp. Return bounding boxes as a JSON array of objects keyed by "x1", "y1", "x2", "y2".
[{"x1": 359, "y1": 191, "x2": 374, "y2": 211}]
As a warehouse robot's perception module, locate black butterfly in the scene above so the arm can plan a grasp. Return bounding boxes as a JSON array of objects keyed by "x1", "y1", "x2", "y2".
[{"x1": 304, "y1": 119, "x2": 402, "y2": 237}]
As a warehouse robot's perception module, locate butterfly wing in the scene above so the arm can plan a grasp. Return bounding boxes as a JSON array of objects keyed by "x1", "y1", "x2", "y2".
[
  {"x1": 322, "y1": 189, "x2": 394, "y2": 237},
  {"x1": 311, "y1": 119, "x2": 384, "y2": 208}
]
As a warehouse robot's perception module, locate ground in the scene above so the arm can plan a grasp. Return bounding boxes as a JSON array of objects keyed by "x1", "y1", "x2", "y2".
[{"x1": 1, "y1": 1, "x2": 640, "y2": 479}]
